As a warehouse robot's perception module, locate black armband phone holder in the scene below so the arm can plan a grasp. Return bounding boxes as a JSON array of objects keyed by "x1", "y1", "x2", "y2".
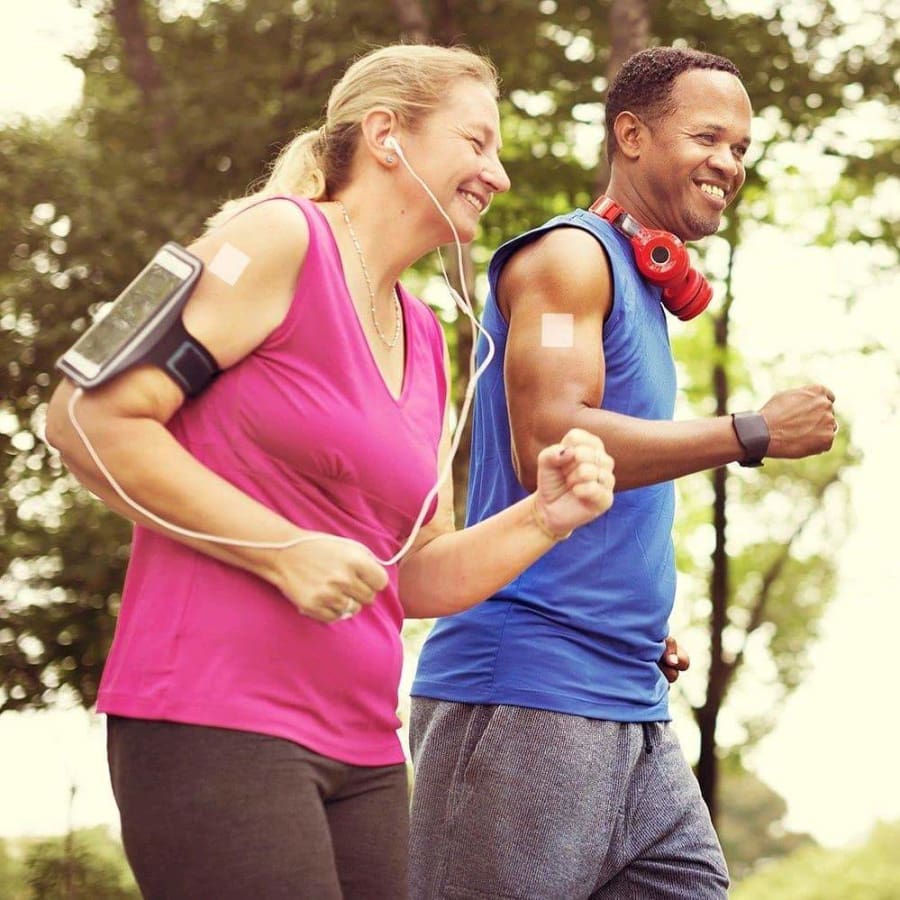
[
  {"x1": 145, "y1": 318, "x2": 220, "y2": 398},
  {"x1": 56, "y1": 242, "x2": 218, "y2": 396}
]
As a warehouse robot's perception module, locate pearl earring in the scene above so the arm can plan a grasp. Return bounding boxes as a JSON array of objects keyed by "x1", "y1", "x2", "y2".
[{"x1": 385, "y1": 154, "x2": 396, "y2": 164}]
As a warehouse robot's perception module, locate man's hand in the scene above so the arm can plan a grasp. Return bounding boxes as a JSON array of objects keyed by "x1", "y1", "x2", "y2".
[
  {"x1": 760, "y1": 385, "x2": 837, "y2": 459},
  {"x1": 658, "y1": 635, "x2": 690, "y2": 684}
]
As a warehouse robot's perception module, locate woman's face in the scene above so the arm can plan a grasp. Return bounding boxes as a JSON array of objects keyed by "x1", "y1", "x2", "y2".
[{"x1": 395, "y1": 77, "x2": 510, "y2": 244}]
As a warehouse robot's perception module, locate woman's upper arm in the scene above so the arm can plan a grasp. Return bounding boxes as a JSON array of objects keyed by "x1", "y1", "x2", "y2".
[
  {"x1": 181, "y1": 197, "x2": 311, "y2": 370},
  {"x1": 49, "y1": 198, "x2": 311, "y2": 432}
]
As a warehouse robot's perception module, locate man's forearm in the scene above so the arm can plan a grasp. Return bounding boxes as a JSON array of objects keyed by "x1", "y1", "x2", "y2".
[
  {"x1": 513, "y1": 406, "x2": 745, "y2": 492},
  {"x1": 571, "y1": 407, "x2": 743, "y2": 490}
]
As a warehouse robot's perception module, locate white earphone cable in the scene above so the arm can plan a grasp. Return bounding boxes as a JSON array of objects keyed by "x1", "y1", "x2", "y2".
[
  {"x1": 380, "y1": 139, "x2": 495, "y2": 565},
  {"x1": 65, "y1": 387, "x2": 358, "y2": 551},
  {"x1": 64, "y1": 140, "x2": 496, "y2": 568}
]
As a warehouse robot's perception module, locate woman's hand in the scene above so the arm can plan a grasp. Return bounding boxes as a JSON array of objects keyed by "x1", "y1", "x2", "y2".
[
  {"x1": 533, "y1": 428, "x2": 615, "y2": 540},
  {"x1": 267, "y1": 536, "x2": 389, "y2": 624}
]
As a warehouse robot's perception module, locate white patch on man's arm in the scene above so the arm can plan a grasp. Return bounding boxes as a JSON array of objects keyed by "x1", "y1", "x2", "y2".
[
  {"x1": 208, "y1": 242, "x2": 251, "y2": 286},
  {"x1": 540, "y1": 313, "x2": 574, "y2": 348}
]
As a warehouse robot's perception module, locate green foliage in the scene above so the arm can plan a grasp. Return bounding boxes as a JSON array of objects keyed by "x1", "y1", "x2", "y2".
[
  {"x1": 0, "y1": 827, "x2": 138, "y2": 899},
  {"x1": 0, "y1": 837, "x2": 25, "y2": 899},
  {"x1": 673, "y1": 388, "x2": 859, "y2": 747},
  {"x1": 716, "y1": 754, "x2": 814, "y2": 882},
  {"x1": 2, "y1": 0, "x2": 896, "y2": 878},
  {"x1": 0, "y1": 0, "x2": 429, "y2": 712},
  {"x1": 0, "y1": 0, "x2": 627, "y2": 712},
  {"x1": 732, "y1": 820, "x2": 900, "y2": 899}
]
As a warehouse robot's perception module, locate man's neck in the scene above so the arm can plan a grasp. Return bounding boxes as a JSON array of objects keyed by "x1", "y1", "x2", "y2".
[{"x1": 602, "y1": 175, "x2": 663, "y2": 234}]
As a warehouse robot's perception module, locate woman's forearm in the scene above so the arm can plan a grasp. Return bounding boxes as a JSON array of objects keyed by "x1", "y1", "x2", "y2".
[
  {"x1": 398, "y1": 496, "x2": 558, "y2": 618},
  {"x1": 48, "y1": 404, "x2": 307, "y2": 587}
]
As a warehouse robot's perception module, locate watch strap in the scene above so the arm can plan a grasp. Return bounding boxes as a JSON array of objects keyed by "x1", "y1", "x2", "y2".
[
  {"x1": 146, "y1": 317, "x2": 220, "y2": 398},
  {"x1": 731, "y1": 411, "x2": 770, "y2": 467}
]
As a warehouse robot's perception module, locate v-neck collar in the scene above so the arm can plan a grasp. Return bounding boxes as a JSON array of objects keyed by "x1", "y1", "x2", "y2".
[{"x1": 312, "y1": 202, "x2": 412, "y2": 405}]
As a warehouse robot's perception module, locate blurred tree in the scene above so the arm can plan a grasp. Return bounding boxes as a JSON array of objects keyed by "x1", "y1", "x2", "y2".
[
  {"x1": 715, "y1": 753, "x2": 815, "y2": 881},
  {"x1": 22, "y1": 826, "x2": 139, "y2": 900},
  {"x1": 0, "y1": 0, "x2": 615, "y2": 710},
  {"x1": 731, "y1": 820, "x2": 900, "y2": 899},
  {"x1": 668, "y1": 212, "x2": 862, "y2": 824},
  {"x1": 1, "y1": 120, "x2": 134, "y2": 711},
  {"x1": 646, "y1": 0, "x2": 895, "y2": 827},
  {"x1": 0, "y1": 837, "x2": 25, "y2": 900},
  {"x1": 0, "y1": 0, "x2": 600, "y2": 708}
]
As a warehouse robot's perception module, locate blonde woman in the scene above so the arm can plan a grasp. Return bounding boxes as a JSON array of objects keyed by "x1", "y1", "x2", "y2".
[{"x1": 47, "y1": 44, "x2": 614, "y2": 899}]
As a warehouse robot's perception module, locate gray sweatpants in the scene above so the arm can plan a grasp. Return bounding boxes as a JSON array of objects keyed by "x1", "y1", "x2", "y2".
[{"x1": 409, "y1": 699, "x2": 728, "y2": 900}]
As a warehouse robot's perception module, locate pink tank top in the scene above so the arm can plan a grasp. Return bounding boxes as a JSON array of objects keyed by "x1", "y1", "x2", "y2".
[{"x1": 96, "y1": 197, "x2": 447, "y2": 765}]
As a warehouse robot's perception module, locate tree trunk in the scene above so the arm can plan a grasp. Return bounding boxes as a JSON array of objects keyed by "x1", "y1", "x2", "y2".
[
  {"x1": 111, "y1": 0, "x2": 171, "y2": 140},
  {"x1": 435, "y1": 0, "x2": 462, "y2": 44},
  {"x1": 699, "y1": 456, "x2": 728, "y2": 824},
  {"x1": 428, "y1": 0, "x2": 474, "y2": 515},
  {"x1": 695, "y1": 243, "x2": 736, "y2": 825},
  {"x1": 390, "y1": 0, "x2": 430, "y2": 43},
  {"x1": 595, "y1": 0, "x2": 653, "y2": 193},
  {"x1": 607, "y1": 0, "x2": 654, "y2": 79},
  {"x1": 391, "y1": 0, "x2": 461, "y2": 45}
]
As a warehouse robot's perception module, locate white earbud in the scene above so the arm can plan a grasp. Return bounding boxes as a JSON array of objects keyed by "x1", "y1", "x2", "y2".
[{"x1": 384, "y1": 136, "x2": 402, "y2": 154}]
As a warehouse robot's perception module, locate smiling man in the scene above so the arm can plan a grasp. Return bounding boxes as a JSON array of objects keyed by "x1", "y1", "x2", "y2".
[{"x1": 408, "y1": 47, "x2": 838, "y2": 899}]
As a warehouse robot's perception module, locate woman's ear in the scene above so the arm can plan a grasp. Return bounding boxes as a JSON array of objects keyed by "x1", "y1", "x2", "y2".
[
  {"x1": 614, "y1": 111, "x2": 647, "y2": 161},
  {"x1": 360, "y1": 107, "x2": 400, "y2": 166}
]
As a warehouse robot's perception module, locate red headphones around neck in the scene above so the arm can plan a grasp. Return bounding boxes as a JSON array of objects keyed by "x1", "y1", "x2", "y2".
[{"x1": 588, "y1": 196, "x2": 712, "y2": 321}]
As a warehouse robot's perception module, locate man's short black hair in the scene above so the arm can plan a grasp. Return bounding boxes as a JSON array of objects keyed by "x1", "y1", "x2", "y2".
[{"x1": 605, "y1": 46, "x2": 743, "y2": 160}]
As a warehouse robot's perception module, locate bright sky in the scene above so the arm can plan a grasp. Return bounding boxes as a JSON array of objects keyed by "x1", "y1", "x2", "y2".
[
  {"x1": 0, "y1": 2, "x2": 92, "y2": 123},
  {"x1": 2, "y1": 0, "x2": 899, "y2": 853}
]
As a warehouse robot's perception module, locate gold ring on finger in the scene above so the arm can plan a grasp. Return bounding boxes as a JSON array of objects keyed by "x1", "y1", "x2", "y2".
[{"x1": 339, "y1": 598, "x2": 355, "y2": 620}]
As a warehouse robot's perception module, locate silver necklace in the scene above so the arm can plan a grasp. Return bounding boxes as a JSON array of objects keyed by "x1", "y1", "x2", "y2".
[{"x1": 336, "y1": 200, "x2": 402, "y2": 350}]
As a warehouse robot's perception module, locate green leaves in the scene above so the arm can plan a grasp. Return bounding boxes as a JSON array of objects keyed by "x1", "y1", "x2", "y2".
[{"x1": 732, "y1": 821, "x2": 900, "y2": 899}]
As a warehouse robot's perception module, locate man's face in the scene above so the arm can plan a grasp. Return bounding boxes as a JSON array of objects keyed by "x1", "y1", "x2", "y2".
[{"x1": 638, "y1": 69, "x2": 752, "y2": 241}]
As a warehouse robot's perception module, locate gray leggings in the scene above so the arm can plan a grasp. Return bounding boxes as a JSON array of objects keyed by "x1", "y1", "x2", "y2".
[
  {"x1": 107, "y1": 716, "x2": 409, "y2": 900},
  {"x1": 409, "y1": 699, "x2": 729, "y2": 900}
]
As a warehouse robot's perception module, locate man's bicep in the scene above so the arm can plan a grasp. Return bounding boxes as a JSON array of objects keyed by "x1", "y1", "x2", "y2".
[{"x1": 499, "y1": 234, "x2": 611, "y2": 486}]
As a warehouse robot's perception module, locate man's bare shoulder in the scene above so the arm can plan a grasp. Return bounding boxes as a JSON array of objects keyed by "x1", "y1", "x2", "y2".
[{"x1": 499, "y1": 226, "x2": 611, "y2": 316}]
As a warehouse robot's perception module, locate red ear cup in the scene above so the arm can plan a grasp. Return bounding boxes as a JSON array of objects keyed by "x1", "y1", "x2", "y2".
[
  {"x1": 630, "y1": 230, "x2": 690, "y2": 285},
  {"x1": 661, "y1": 268, "x2": 713, "y2": 321},
  {"x1": 588, "y1": 196, "x2": 712, "y2": 321}
]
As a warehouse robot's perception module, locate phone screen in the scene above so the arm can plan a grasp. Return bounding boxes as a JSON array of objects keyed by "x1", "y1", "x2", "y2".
[{"x1": 69, "y1": 262, "x2": 186, "y2": 366}]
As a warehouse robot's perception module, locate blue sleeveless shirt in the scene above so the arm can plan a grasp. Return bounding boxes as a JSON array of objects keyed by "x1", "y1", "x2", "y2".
[{"x1": 412, "y1": 210, "x2": 677, "y2": 721}]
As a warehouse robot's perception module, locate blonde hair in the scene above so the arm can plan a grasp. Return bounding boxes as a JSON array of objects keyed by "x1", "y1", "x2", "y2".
[{"x1": 206, "y1": 44, "x2": 498, "y2": 230}]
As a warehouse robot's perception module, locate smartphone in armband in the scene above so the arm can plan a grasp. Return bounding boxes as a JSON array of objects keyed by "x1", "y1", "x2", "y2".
[{"x1": 56, "y1": 242, "x2": 218, "y2": 396}]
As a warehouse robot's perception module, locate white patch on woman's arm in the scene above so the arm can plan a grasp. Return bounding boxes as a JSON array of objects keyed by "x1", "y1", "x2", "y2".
[{"x1": 208, "y1": 242, "x2": 251, "y2": 286}]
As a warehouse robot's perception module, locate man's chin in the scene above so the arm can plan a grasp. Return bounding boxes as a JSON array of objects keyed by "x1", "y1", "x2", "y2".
[{"x1": 681, "y1": 214, "x2": 722, "y2": 242}]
